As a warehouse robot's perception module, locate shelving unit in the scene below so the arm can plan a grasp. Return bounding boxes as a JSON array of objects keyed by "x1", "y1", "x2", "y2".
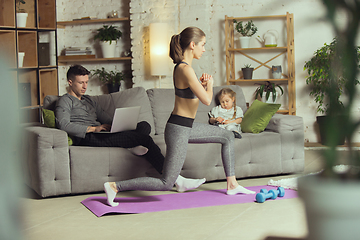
[
  {"x1": 225, "y1": 12, "x2": 295, "y2": 115},
  {"x1": 0, "y1": 0, "x2": 58, "y2": 122},
  {"x1": 56, "y1": 17, "x2": 132, "y2": 64},
  {"x1": 58, "y1": 56, "x2": 132, "y2": 64},
  {"x1": 57, "y1": 17, "x2": 129, "y2": 28}
]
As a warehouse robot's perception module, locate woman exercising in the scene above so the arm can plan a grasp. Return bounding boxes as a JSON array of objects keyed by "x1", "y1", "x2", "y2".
[{"x1": 104, "y1": 26, "x2": 255, "y2": 207}]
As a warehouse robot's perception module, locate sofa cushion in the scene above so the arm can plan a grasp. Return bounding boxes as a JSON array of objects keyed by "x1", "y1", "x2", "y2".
[
  {"x1": 43, "y1": 95, "x2": 59, "y2": 110},
  {"x1": 147, "y1": 85, "x2": 248, "y2": 135},
  {"x1": 241, "y1": 100, "x2": 281, "y2": 133},
  {"x1": 107, "y1": 87, "x2": 155, "y2": 135},
  {"x1": 42, "y1": 108, "x2": 73, "y2": 146},
  {"x1": 146, "y1": 88, "x2": 174, "y2": 135}
]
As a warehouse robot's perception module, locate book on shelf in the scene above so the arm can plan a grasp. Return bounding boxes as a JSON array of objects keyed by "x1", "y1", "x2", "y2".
[
  {"x1": 58, "y1": 55, "x2": 96, "y2": 60},
  {"x1": 63, "y1": 47, "x2": 92, "y2": 56}
]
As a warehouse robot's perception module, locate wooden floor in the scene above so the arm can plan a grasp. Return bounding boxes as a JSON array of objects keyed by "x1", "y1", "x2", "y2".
[
  {"x1": 21, "y1": 150, "x2": 325, "y2": 240},
  {"x1": 305, "y1": 142, "x2": 360, "y2": 148}
]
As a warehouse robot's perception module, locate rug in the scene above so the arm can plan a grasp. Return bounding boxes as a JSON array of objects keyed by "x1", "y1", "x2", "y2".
[
  {"x1": 267, "y1": 165, "x2": 349, "y2": 190},
  {"x1": 81, "y1": 185, "x2": 298, "y2": 217}
]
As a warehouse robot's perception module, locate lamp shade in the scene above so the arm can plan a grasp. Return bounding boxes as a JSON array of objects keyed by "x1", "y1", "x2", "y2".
[{"x1": 149, "y1": 23, "x2": 169, "y2": 76}]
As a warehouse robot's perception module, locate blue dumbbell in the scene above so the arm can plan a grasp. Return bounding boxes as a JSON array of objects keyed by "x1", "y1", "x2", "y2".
[
  {"x1": 260, "y1": 187, "x2": 285, "y2": 197},
  {"x1": 255, "y1": 187, "x2": 285, "y2": 203}
]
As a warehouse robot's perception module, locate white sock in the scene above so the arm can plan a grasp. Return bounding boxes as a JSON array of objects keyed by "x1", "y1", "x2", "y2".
[
  {"x1": 175, "y1": 175, "x2": 206, "y2": 193},
  {"x1": 226, "y1": 185, "x2": 256, "y2": 195},
  {"x1": 104, "y1": 182, "x2": 119, "y2": 207},
  {"x1": 128, "y1": 146, "x2": 148, "y2": 156}
]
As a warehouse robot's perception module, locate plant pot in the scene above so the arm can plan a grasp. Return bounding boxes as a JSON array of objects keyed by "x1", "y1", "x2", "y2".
[
  {"x1": 239, "y1": 36, "x2": 251, "y2": 48},
  {"x1": 107, "y1": 83, "x2": 120, "y2": 93},
  {"x1": 316, "y1": 115, "x2": 346, "y2": 146},
  {"x1": 18, "y1": 52, "x2": 25, "y2": 67},
  {"x1": 100, "y1": 41, "x2": 117, "y2": 58},
  {"x1": 262, "y1": 92, "x2": 278, "y2": 103},
  {"x1": 272, "y1": 65, "x2": 282, "y2": 79},
  {"x1": 298, "y1": 175, "x2": 360, "y2": 240},
  {"x1": 16, "y1": 12, "x2": 28, "y2": 27},
  {"x1": 241, "y1": 67, "x2": 254, "y2": 79}
]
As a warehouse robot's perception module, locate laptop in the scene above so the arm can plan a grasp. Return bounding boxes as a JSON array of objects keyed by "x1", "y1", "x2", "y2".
[{"x1": 96, "y1": 106, "x2": 141, "y2": 133}]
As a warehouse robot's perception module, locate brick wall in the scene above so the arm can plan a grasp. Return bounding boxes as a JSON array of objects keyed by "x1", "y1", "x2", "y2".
[
  {"x1": 56, "y1": 0, "x2": 360, "y2": 143},
  {"x1": 129, "y1": 0, "x2": 214, "y2": 89},
  {"x1": 56, "y1": 0, "x2": 130, "y2": 95}
]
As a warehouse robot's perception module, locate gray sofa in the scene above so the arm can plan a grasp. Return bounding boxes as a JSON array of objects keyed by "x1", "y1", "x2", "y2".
[{"x1": 22, "y1": 85, "x2": 304, "y2": 197}]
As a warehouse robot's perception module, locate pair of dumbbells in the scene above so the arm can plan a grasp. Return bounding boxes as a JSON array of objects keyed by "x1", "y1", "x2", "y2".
[{"x1": 255, "y1": 187, "x2": 285, "y2": 203}]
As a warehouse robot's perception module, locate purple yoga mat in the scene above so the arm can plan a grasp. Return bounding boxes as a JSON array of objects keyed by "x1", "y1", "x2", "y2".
[{"x1": 81, "y1": 185, "x2": 297, "y2": 217}]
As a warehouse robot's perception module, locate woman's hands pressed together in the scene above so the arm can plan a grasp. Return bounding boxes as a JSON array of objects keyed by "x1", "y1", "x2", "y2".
[{"x1": 200, "y1": 73, "x2": 213, "y2": 89}]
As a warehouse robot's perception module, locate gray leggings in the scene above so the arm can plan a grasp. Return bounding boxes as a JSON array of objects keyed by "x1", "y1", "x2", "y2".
[{"x1": 115, "y1": 121, "x2": 235, "y2": 192}]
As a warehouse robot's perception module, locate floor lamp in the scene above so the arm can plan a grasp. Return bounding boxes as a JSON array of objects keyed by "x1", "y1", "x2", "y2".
[{"x1": 149, "y1": 23, "x2": 168, "y2": 88}]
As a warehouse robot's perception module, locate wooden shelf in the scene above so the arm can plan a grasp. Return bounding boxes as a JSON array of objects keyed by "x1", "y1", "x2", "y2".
[
  {"x1": 58, "y1": 56, "x2": 132, "y2": 64},
  {"x1": 19, "y1": 0, "x2": 36, "y2": 28},
  {"x1": 18, "y1": 31, "x2": 38, "y2": 68},
  {"x1": 0, "y1": 30, "x2": 16, "y2": 68},
  {"x1": 0, "y1": 0, "x2": 15, "y2": 27},
  {"x1": 38, "y1": 0, "x2": 56, "y2": 29},
  {"x1": 20, "y1": 105, "x2": 40, "y2": 109},
  {"x1": 225, "y1": 12, "x2": 296, "y2": 115},
  {"x1": 277, "y1": 109, "x2": 289, "y2": 114},
  {"x1": 57, "y1": 17, "x2": 130, "y2": 28},
  {"x1": 228, "y1": 14, "x2": 288, "y2": 21},
  {"x1": 39, "y1": 68, "x2": 58, "y2": 105},
  {"x1": 18, "y1": 69, "x2": 38, "y2": 107},
  {"x1": 228, "y1": 47, "x2": 288, "y2": 51},
  {"x1": 1, "y1": 0, "x2": 58, "y2": 121},
  {"x1": 229, "y1": 78, "x2": 289, "y2": 82}
]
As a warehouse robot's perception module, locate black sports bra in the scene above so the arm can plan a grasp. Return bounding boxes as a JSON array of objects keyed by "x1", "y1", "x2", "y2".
[{"x1": 173, "y1": 62, "x2": 197, "y2": 99}]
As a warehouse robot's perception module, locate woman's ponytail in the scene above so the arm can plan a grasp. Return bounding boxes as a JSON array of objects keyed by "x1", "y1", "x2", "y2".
[
  {"x1": 169, "y1": 34, "x2": 183, "y2": 64},
  {"x1": 169, "y1": 27, "x2": 206, "y2": 64}
]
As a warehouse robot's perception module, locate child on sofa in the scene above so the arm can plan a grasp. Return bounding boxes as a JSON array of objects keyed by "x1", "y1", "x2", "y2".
[{"x1": 209, "y1": 87, "x2": 243, "y2": 139}]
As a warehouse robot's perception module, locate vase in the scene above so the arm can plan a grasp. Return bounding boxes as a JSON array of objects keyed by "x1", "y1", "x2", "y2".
[
  {"x1": 298, "y1": 175, "x2": 360, "y2": 240},
  {"x1": 100, "y1": 41, "x2": 117, "y2": 58},
  {"x1": 16, "y1": 13, "x2": 28, "y2": 27},
  {"x1": 239, "y1": 36, "x2": 251, "y2": 48}
]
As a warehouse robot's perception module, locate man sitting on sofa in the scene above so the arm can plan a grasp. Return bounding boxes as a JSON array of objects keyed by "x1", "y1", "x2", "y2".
[{"x1": 55, "y1": 65, "x2": 205, "y2": 192}]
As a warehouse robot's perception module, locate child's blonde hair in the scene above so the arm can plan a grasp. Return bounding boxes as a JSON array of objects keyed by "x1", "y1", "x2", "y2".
[{"x1": 216, "y1": 88, "x2": 237, "y2": 119}]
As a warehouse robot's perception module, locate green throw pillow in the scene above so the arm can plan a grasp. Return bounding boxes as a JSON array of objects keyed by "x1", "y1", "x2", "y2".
[
  {"x1": 42, "y1": 108, "x2": 73, "y2": 146},
  {"x1": 241, "y1": 100, "x2": 281, "y2": 133}
]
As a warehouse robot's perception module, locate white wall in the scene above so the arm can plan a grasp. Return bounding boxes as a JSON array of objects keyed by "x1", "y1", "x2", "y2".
[{"x1": 56, "y1": 0, "x2": 360, "y2": 143}]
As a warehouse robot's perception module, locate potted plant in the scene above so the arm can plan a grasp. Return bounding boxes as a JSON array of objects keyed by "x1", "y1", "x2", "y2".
[
  {"x1": 304, "y1": 37, "x2": 360, "y2": 145},
  {"x1": 241, "y1": 64, "x2": 254, "y2": 79},
  {"x1": 91, "y1": 67, "x2": 124, "y2": 93},
  {"x1": 233, "y1": 20, "x2": 258, "y2": 48},
  {"x1": 93, "y1": 25, "x2": 122, "y2": 58},
  {"x1": 254, "y1": 81, "x2": 284, "y2": 103},
  {"x1": 298, "y1": 1, "x2": 360, "y2": 240},
  {"x1": 16, "y1": 0, "x2": 28, "y2": 27}
]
